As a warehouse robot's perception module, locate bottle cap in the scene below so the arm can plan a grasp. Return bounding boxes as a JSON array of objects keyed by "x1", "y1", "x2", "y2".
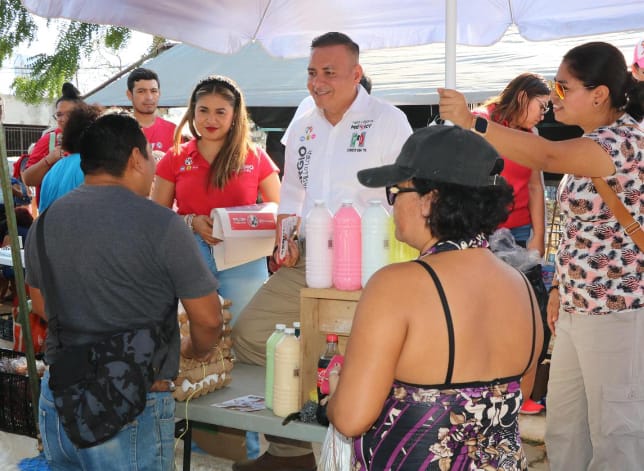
[
  {"x1": 368, "y1": 199, "x2": 382, "y2": 205},
  {"x1": 314, "y1": 199, "x2": 326, "y2": 206},
  {"x1": 326, "y1": 333, "x2": 339, "y2": 342},
  {"x1": 293, "y1": 321, "x2": 301, "y2": 328},
  {"x1": 275, "y1": 323, "x2": 286, "y2": 330},
  {"x1": 284, "y1": 327, "x2": 296, "y2": 335}
]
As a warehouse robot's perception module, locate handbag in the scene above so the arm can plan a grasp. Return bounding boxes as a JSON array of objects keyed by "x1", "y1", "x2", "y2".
[
  {"x1": 35, "y1": 210, "x2": 170, "y2": 448},
  {"x1": 319, "y1": 423, "x2": 353, "y2": 471},
  {"x1": 592, "y1": 177, "x2": 644, "y2": 251}
]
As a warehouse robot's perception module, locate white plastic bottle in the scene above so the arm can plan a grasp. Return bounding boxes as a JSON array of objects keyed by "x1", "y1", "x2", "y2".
[
  {"x1": 361, "y1": 200, "x2": 390, "y2": 286},
  {"x1": 264, "y1": 323, "x2": 286, "y2": 410},
  {"x1": 272, "y1": 328, "x2": 301, "y2": 418},
  {"x1": 305, "y1": 200, "x2": 333, "y2": 288}
]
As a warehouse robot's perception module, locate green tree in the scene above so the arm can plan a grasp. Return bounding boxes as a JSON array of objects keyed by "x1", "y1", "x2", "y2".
[{"x1": 1, "y1": 0, "x2": 162, "y2": 103}]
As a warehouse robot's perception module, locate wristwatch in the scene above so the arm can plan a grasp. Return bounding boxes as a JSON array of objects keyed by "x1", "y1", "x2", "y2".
[{"x1": 471, "y1": 116, "x2": 488, "y2": 136}]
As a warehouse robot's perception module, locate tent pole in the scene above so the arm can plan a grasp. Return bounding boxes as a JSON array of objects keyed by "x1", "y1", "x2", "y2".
[
  {"x1": 445, "y1": 0, "x2": 457, "y2": 88},
  {"x1": 0, "y1": 123, "x2": 41, "y2": 433}
]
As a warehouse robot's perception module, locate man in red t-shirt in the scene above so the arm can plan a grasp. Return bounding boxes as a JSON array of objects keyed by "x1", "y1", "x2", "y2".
[{"x1": 126, "y1": 68, "x2": 176, "y2": 154}]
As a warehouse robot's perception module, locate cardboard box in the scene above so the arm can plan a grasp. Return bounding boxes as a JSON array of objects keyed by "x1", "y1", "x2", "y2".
[{"x1": 192, "y1": 425, "x2": 248, "y2": 462}]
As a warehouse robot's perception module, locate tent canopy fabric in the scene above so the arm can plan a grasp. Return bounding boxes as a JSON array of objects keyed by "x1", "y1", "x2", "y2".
[
  {"x1": 21, "y1": 0, "x2": 644, "y2": 59},
  {"x1": 86, "y1": 28, "x2": 644, "y2": 111}
]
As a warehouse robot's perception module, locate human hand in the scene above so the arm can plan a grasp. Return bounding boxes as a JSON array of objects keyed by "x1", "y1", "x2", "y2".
[
  {"x1": 46, "y1": 146, "x2": 64, "y2": 165},
  {"x1": 280, "y1": 238, "x2": 300, "y2": 268},
  {"x1": 437, "y1": 88, "x2": 475, "y2": 129},
  {"x1": 527, "y1": 237, "x2": 545, "y2": 257},
  {"x1": 180, "y1": 336, "x2": 219, "y2": 362},
  {"x1": 547, "y1": 289, "x2": 560, "y2": 336},
  {"x1": 193, "y1": 215, "x2": 220, "y2": 245},
  {"x1": 327, "y1": 363, "x2": 341, "y2": 397}
]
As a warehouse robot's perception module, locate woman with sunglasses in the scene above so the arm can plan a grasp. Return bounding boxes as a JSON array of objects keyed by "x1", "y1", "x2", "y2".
[
  {"x1": 22, "y1": 82, "x2": 83, "y2": 206},
  {"x1": 328, "y1": 125, "x2": 542, "y2": 470},
  {"x1": 439, "y1": 41, "x2": 644, "y2": 471},
  {"x1": 152, "y1": 75, "x2": 280, "y2": 326},
  {"x1": 474, "y1": 73, "x2": 549, "y2": 257}
]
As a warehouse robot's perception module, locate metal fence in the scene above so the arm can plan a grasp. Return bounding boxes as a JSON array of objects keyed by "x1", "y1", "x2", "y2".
[{"x1": 4, "y1": 124, "x2": 48, "y2": 158}]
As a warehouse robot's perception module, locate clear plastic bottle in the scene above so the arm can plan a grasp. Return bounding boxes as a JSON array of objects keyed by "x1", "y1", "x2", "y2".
[
  {"x1": 264, "y1": 323, "x2": 286, "y2": 410},
  {"x1": 332, "y1": 200, "x2": 362, "y2": 290},
  {"x1": 305, "y1": 200, "x2": 334, "y2": 288},
  {"x1": 388, "y1": 215, "x2": 419, "y2": 263},
  {"x1": 361, "y1": 200, "x2": 390, "y2": 286},
  {"x1": 316, "y1": 333, "x2": 339, "y2": 426},
  {"x1": 273, "y1": 328, "x2": 301, "y2": 418}
]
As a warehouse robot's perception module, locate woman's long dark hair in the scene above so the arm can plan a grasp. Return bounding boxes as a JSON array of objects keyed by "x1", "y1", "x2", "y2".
[{"x1": 564, "y1": 41, "x2": 644, "y2": 122}]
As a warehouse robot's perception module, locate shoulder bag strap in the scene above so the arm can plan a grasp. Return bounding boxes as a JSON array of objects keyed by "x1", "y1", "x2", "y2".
[
  {"x1": 35, "y1": 210, "x2": 64, "y2": 349},
  {"x1": 591, "y1": 177, "x2": 644, "y2": 251}
]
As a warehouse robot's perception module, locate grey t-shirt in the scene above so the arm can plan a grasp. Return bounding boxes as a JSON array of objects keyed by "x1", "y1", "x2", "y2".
[{"x1": 25, "y1": 184, "x2": 218, "y2": 379}]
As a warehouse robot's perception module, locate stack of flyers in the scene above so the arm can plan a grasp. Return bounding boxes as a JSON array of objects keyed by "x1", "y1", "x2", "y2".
[{"x1": 212, "y1": 394, "x2": 265, "y2": 412}]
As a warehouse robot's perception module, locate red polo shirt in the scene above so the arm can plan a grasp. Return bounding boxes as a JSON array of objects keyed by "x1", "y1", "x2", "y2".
[{"x1": 155, "y1": 139, "x2": 279, "y2": 216}]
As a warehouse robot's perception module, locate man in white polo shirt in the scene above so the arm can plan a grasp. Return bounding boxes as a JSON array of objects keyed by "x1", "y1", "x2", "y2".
[{"x1": 232, "y1": 31, "x2": 412, "y2": 471}]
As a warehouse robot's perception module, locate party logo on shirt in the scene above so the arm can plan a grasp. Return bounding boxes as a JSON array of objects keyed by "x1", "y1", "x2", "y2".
[
  {"x1": 347, "y1": 120, "x2": 372, "y2": 152},
  {"x1": 180, "y1": 157, "x2": 194, "y2": 172},
  {"x1": 299, "y1": 127, "x2": 316, "y2": 142}
]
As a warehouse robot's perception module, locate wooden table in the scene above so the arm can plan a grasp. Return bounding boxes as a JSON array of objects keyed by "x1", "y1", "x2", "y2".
[{"x1": 175, "y1": 362, "x2": 327, "y2": 470}]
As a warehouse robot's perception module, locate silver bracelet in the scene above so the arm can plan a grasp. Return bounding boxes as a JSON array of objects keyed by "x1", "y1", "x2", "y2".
[{"x1": 184, "y1": 213, "x2": 195, "y2": 232}]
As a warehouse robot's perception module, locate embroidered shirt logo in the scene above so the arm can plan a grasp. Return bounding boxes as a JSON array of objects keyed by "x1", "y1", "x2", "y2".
[
  {"x1": 180, "y1": 156, "x2": 194, "y2": 172},
  {"x1": 299, "y1": 127, "x2": 316, "y2": 142}
]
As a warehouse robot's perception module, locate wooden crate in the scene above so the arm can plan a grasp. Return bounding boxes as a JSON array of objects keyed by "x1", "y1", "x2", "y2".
[{"x1": 299, "y1": 288, "x2": 361, "y2": 405}]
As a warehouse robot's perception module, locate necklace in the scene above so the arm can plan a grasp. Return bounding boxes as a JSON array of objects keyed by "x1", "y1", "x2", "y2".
[{"x1": 419, "y1": 233, "x2": 489, "y2": 258}]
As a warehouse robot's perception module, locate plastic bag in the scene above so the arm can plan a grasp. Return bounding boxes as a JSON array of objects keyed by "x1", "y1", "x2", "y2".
[
  {"x1": 489, "y1": 228, "x2": 542, "y2": 271},
  {"x1": 319, "y1": 424, "x2": 352, "y2": 471}
]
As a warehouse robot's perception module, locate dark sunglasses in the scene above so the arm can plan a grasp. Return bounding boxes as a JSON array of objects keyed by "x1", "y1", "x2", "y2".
[{"x1": 385, "y1": 185, "x2": 420, "y2": 205}]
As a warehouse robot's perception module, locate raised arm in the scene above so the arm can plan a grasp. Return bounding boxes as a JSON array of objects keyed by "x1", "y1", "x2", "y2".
[{"x1": 438, "y1": 88, "x2": 615, "y2": 177}]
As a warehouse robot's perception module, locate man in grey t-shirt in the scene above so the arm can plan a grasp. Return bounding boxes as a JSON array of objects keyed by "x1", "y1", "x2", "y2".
[{"x1": 25, "y1": 113, "x2": 223, "y2": 470}]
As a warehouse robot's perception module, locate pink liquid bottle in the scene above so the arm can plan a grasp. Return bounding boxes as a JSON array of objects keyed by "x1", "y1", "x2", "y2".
[{"x1": 332, "y1": 200, "x2": 362, "y2": 291}]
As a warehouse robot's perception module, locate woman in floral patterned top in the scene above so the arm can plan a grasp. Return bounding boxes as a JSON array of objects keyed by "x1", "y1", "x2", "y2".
[{"x1": 439, "y1": 41, "x2": 644, "y2": 471}]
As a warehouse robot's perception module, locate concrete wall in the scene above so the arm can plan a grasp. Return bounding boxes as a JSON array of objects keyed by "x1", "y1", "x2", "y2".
[{"x1": 1, "y1": 94, "x2": 53, "y2": 126}]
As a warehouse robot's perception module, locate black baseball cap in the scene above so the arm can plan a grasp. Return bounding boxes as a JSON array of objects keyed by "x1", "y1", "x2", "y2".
[{"x1": 357, "y1": 124, "x2": 504, "y2": 188}]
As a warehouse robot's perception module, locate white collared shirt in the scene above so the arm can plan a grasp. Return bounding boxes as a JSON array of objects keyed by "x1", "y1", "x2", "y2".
[{"x1": 280, "y1": 86, "x2": 412, "y2": 222}]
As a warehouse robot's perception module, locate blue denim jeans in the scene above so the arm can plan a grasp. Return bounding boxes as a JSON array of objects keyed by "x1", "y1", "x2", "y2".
[
  {"x1": 39, "y1": 369, "x2": 175, "y2": 471},
  {"x1": 193, "y1": 233, "x2": 268, "y2": 325},
  {"x1": 510, "y1": 224, "x2": 532, "y2": 247}
]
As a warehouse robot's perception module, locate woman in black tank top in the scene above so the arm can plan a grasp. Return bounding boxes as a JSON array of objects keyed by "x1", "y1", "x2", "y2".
[{"x1": 328, "y1": 125, "x2": 543, "y2": 470}]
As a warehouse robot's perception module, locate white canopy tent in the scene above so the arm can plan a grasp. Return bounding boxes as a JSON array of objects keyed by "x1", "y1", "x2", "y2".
[
  {"x1": 84, "y1": 28, "x2": 643, "y2": 130},
  {"x1": 21, "y1": 0, "x2": 644, "y2": 89}
]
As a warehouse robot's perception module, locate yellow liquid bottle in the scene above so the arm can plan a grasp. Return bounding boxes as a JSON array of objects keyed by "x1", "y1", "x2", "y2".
[{"x1": 387, "y1": 216, "x2": 419, "y2": 263}]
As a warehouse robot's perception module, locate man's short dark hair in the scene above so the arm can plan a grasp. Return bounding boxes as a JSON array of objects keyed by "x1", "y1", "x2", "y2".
[
  {"x1": 80, "y1": 113, "x2": 149, "y2": 177},
  {"x1": 127, "y1": 68, "x2": 160, "y2": 92},
  {"x1": 360, "y1": 74, "x2": 372, "y2": 94},
  {"x1": 311, "y1": 32, "x2": 359, "y2": 58}
]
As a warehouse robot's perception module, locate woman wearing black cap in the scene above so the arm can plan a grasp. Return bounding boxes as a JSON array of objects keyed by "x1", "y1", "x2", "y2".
[{"x1": 327, "y1": 125, "x2": 543, "y2": 470}]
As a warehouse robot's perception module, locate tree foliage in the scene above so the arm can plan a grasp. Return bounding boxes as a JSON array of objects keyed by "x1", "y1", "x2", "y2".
[{"x1": 0, "y1": 0, "x2": 143, "y2": 103}]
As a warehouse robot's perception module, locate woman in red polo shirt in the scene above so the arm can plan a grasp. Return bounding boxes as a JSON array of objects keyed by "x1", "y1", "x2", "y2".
[
  {"x1": 22, "y1": 83, "x2": 83, "y2": 206},
  {"x1": 474, "y1": 73, "x2": 549, "y2": 415},
  {"x1": 153, "y1": 75, "x2": 280, "y2": 324},
  {"x1": 474, "y1": 73, "x2": 549, "y2": 256}
]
